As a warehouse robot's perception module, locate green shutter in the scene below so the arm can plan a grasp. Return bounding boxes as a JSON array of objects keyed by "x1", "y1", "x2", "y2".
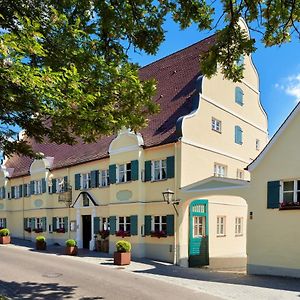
[
  {"x1": 109, "y1": 165, "x2": 116, "y2": 184},
  {"x1": 30, "y1": 218, "x2": 35, "y2": 230},
  {"x1": 235, "y1": 87, "x2": 244, "y2": 105},
  {"x1": 91, "y1": 170, "x2": 99, "y2": 188},
  {"x1": 63, "y1": 217, "x2": 68, "y2": 232},
  {"x1": 131, "y1": 160, "x2": 139, "y2": 181},
  {"x1": 23, "y1": 184, "x2": 27, "y2": 197},
  {"x1": 42, "y1": 178, "x2": 46, "y2": 193},
  {"x1": 3, "y1": 218, "x2": 6, "y2": 228},
  {"x1": 75, "y1": 174, "x2": 81, "y2": 190},
  {"x1": 94, "y1": 217, "x2": 100, "y2": 234},
  {"x1": 235, "y1": 126, "x2": 243, "y2": 144},
  {"x1": 30, "y1": 181, "x2": 34, "y2": 195},
  {"x1": 144, "y1": 215, "x2": 152, "y2": 236},
  {"x1": 11, "y1": 186, "x2": 15, "y2": 199},
  {"x1": 166, "y1": 215, "x2": 174, "y2": 236},
  {"x1": 130, "y1": 215, "x2": 138, "y2": 236},
  {"x1": 19, "y1": 185, "x2": 23, "y2": 197},
  {"x1": 51, "y1": 179, "x2": 56, "y2": 194},
  {"x1": 267, "y1": 181, "x2": 280, "y2": 209},
  {"x1": 109, "y1": 216, "x2": 116, "y2": 234},
  {"x1": 64, "y1": 176, "x2": 68, "y2": 192},
  {"x1": 167, "y1": 156, "x2": 175, "y2": 178},
  {"x1": 24, "y1": 218, "x2": 28, "y2": 230},
  {"x1": 52, "y1": 217, "x2": 57, "y2": 231},
  {"x1": 42, "y1": 217, "x2": 47, "y2": 232},
  {"x1": 144, "y1": 161, "x2": 152, "y2": 182}
]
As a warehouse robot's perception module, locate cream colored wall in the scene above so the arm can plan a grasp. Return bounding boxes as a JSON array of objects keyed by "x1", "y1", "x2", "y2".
[{"x1": 247, "y1": 110, "x2": 300, "y2": 271}]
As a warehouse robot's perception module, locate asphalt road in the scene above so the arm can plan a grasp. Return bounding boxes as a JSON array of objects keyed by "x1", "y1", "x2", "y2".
[{"x1": 0, "y1": 245, "x2": 221, "y2": 300}]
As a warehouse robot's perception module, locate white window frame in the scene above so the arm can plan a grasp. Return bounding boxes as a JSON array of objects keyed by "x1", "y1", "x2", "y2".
[
  {"x1": 256, "y1": 139, "x2": 260, "y2": 151},
  {"x1": 211, "y1": 117, "x2": 222, "y2": 133},
  {"x1": 35, "y1": 217, "x2": 42, "y2": 229},
  {"x1": 55, "y1": 178, "x2": 65, "y2": 193},
  {"x1": 34, "y1": 180, "x2": 42, "y2": 195},
  {"x1": 217, "y1": 216, "x2": 226, "y2": 237},
  {"x1": 0, "y1": 218, "x2": 5, "y2": 228},
  {"x1": 151, "y1": 216, "x2": 167, "y2": 232},
  {"x1": 235, "y1": 217, "x2": 243, "y2": 236},
  {"x1": 151, "y1": 159, "x2": 167, "y2": 181},
  {"x1": 14, "y1": 186, "x2": 20, "y2": 198},
  {"x1": 23, "y1": 184, "x2": 28, "y2": 197},
  {"x1": 117, "y1": 163, "x2": 131, "y2": 183},
  {"x1": 193, "y1": 216, "x2": 206, "y2": 238},
  {"x1": 117, "y1": 216, "x2": 131, "y2": 232},
  {"x1": 100, "y1": 217, "x2": 109, "y2": 231},
  {"x1": 81, "y1": 173, "x2": 91, "y2": 190},
  {"x1": 214, "y1": 163, "x2": 227, "y2": 177},
  {"x1": 99, "y1": 170, "x2": 109, "y2": 187},
  {"x1": 280, "y1": 180, "x2": 300, "y2": 204},
  {"x1": 236, "y1": 169, "x2": 244, "y2": 180},
  {"x1": 56, "y1": 217, "x2": 64, "y2": 229}
]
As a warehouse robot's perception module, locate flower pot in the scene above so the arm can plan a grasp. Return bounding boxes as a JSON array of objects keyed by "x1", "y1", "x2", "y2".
[
  {"x1": 0, "y1": 236, "x2": 11, "y2": 244},
  {"x1": 114, "y1": 252, "x2": 131, "y2": 265},
  {"x1": 101, "y1": 239, "x2": 109, "y2": 253},
  {"x1": 65, "y1": 246, "x2": 78, "y2": 256},
  {"x1": 36, "y1": 241, "x2": 47, "y2": 250}
]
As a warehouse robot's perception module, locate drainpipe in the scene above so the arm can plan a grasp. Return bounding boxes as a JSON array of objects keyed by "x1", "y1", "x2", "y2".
[
  {"x1": 22, "y1": 176, "x2": 25, "y2": 240},
  {"x1": 173, "y1": 142, "x2": 178, "y2": 265}
]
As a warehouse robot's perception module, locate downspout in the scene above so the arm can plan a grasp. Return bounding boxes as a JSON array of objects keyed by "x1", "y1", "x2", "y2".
[
  {"x1": 22, "y1": 176, "x2": 25, "y2": 240},
  {"x1": 173, "y1": 142, "x2": 178, "y2": 265}
]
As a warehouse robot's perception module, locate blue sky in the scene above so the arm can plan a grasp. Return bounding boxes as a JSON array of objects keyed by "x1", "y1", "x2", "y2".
[{"x1": 129, "y1": 18, "x2": 300, "y2": 137}]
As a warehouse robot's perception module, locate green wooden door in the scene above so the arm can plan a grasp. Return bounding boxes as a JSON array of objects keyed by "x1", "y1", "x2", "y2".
[{"x1": 189, "y1": 200, "x2": 209, "y2": 267}]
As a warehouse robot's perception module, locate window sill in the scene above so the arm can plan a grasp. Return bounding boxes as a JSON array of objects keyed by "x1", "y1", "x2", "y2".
[
  {"x1": 235, "y1": 234, "x2": 243, "y2": 237},
  {"x1": 150, "y1": 178, "x2": 168, "y2": 183},
  {"x1": 98, "y1": 185, "x2": 109, "y2": 189},
  {"x1": 279, "y1": 205, "x2": 300, "y2": 210},
  {"x1": 216, "y1": 235, "x2": 226, "y2": 238},
  {"x1": 212, "y1": 129, "x2": 222, "y2": 134},
  {"x1": 116, "y1": 181, "x2": 132, "y2": 185}
]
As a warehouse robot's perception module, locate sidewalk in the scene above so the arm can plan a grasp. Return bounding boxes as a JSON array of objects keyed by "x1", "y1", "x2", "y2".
[{"x1": 5, "y1": 238, "x2": 300, "y2": 300}]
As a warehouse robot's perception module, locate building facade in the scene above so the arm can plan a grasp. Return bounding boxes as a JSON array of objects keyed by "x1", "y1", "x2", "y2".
[{"x1": 0, "y1": 20, "x2": 268, "y2": 268}]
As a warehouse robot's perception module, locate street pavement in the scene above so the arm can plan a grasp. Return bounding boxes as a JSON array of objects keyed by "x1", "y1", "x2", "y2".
[{"x1": 1, "y1": 239, "x2": 300, "y2": 299}]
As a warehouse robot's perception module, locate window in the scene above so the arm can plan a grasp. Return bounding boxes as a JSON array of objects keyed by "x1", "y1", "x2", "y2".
[
  {"x1": 237, "y1": 169, "x2": 244, "y2": 180},
  {"x1": 0, "y1": 218, "x2": 5, "y2": 228},
  {"x1": 256, "y1": 139, "x2": 260, "y2": 151},
  {"x1": 81, "y1": 173, "x2": 91, "y2": 189},
  {"x1": 152, "y1": 159, "x2": 167, "y2": 181},
  {"x1": 152, "y1": 216, "x2": 167, "y2": 233},
  {"x1": 100, "y1": 217, "x2": 109, "y2": 231},
  {"x1": 118, "y1": 216, "x2": 131, "y2": 232},
  {"x1": 118, "y1": 163, "x2": 131, "y2": 183},
  {"x1": 281, "y1": 180, "x2": 300, "y2": 204},
  {"x1": 193, "y1": 216, "x2": 206, "y2": 238},
  {"x1": 235, "y1": 87, "x2": 244, "y2": 106},
  {"x1": 211, "y1": 117, "x2": 222, "y2": 133},
  {"x1": 57, "y1": 217, "x2": 64, "y2": 229},
  {"x1": 36, "y1": 218, "x2": 42, "y2": 229},
  {"x1": 214, "y1": 163, "x2": 227, "y2": 177},
  {"x1": 99, "y1": 170, "x2": 110, "y2": 187},
  {"x1": 14, "y1": 186, "x2": 20, "y2": 198},
  {"x1": 217, "y1": 216, "x2": 226, "y2": 236},
  {"x1": 235, "y1": 217, "x2": 243, "y2": 236},
  {"x1": 23, "y1": 184, "x2": 28, "y2": 197},
  {"x1": 34, "y1": 180, "x2": 42, "y2": 194},
  {"x1": 55, "y1": 178, "x2": 65, "y2": 193},
  {"x1": 235, "y1": 125, "x2": 243, "y2": 145},
  {"x1": 0, "y1": 187, "x2": 5, "y2": 199}
]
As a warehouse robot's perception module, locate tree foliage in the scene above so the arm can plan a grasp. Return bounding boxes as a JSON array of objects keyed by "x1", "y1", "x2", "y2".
[{"x1": 0, "y1": 0, "x2": 299, "y2": 157}]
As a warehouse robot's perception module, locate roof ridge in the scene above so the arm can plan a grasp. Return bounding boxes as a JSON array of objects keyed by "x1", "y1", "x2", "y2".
[{"x1": 139, "y1": 33, "x2": 216, "y2": 71}]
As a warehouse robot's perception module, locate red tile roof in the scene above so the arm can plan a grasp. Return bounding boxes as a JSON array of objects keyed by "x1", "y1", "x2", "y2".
[{"x1": 5, "y1": 35, "x2": 216, "y2": 178}]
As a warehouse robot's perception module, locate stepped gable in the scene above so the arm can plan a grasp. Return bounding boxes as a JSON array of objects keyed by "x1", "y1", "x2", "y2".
[{"x1": 5, "y1": 35, "x2": 216, "y2": 178}]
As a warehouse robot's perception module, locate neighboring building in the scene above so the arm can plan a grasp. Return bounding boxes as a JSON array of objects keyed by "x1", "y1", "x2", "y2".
[
  {"x1": 0, "y1": 20, "x2": 268, "y2": 268},
  {"x1": 246, "y1": 103, "x2": 300, "y2": 278}
]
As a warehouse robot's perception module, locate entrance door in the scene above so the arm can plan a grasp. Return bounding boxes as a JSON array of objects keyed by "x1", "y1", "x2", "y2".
[
  {"x1": 82, "y1": 215, "x2": 91, "y2": 249},
  {"x1": 189, "y1": 200, "x2": 209, "y2": 267}
]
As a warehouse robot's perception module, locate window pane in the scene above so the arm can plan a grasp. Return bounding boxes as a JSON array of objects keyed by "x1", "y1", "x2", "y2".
[
  {"x1": 284, "y1": 181, "x2": 294, "y2": 191},
  {"x1": 283, "y1": 192, "x2": 294, "y2": 203},
  {"x1": 297, "y1": 181, "x2": 300, "y2": 190},
  {"x1": 154, "y1": 216, "x2": 159, "y2": 223}
]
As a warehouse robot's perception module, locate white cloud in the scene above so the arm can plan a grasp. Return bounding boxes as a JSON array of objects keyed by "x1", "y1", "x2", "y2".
[{"x1": 276, "y1": 73, "x2": 300, "y2": 103}]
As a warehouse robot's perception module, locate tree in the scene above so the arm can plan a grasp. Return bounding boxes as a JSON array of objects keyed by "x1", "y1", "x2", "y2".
[{"x1": 0, "y1": 0, "x2": 299, "y2": 157}]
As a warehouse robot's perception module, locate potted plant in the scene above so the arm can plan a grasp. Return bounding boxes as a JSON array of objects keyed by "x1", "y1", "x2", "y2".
[
  {"x1": 65, "y1": 239, "x2": 78, "y2": 256},
  {"x1": 0, "y1": 228, "x2": 11, "y2": 244},
  {"x1": 99, "y1": 230, "x2": 109, "y2": 253},
  {"x1": 115, "y1": 230, "x2": 130, "y2": 237},
  {"x1": 150, "y1": 230, "x2": 167, "y2": 238},
  {"x1": 35, "y1": 236, "x2": 47, "y2": 250},
  {"x1": 114, "y1": 240, "x2": 131, "y2": 265}
]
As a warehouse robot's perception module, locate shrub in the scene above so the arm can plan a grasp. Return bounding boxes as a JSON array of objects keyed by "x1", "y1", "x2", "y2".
[
  {"x1": 116, "y1": 240, "x2": 131, "y2": 253},
  {"x1": 0, "y1": 228, "x2": 10, "y2": 237},
  {"x1": 66, "y1": 239, "x2": 77, "y2": 247},
  {"x1": 36, "y1": 236, "x2": 46, "y2": 243}
]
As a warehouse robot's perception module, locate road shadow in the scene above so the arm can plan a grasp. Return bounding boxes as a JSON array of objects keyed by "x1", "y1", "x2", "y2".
[
  {"x1": 0, "y1": 280, "x2": 76, "y2": 299},
  {"x1": 132, "y1": 258, "x2": 300, "y2": 294}
]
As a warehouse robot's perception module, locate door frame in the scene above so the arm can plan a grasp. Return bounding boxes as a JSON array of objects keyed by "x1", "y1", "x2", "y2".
[{"x1": 188, "y1": 199, "x2": 209, "y2": 267}]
